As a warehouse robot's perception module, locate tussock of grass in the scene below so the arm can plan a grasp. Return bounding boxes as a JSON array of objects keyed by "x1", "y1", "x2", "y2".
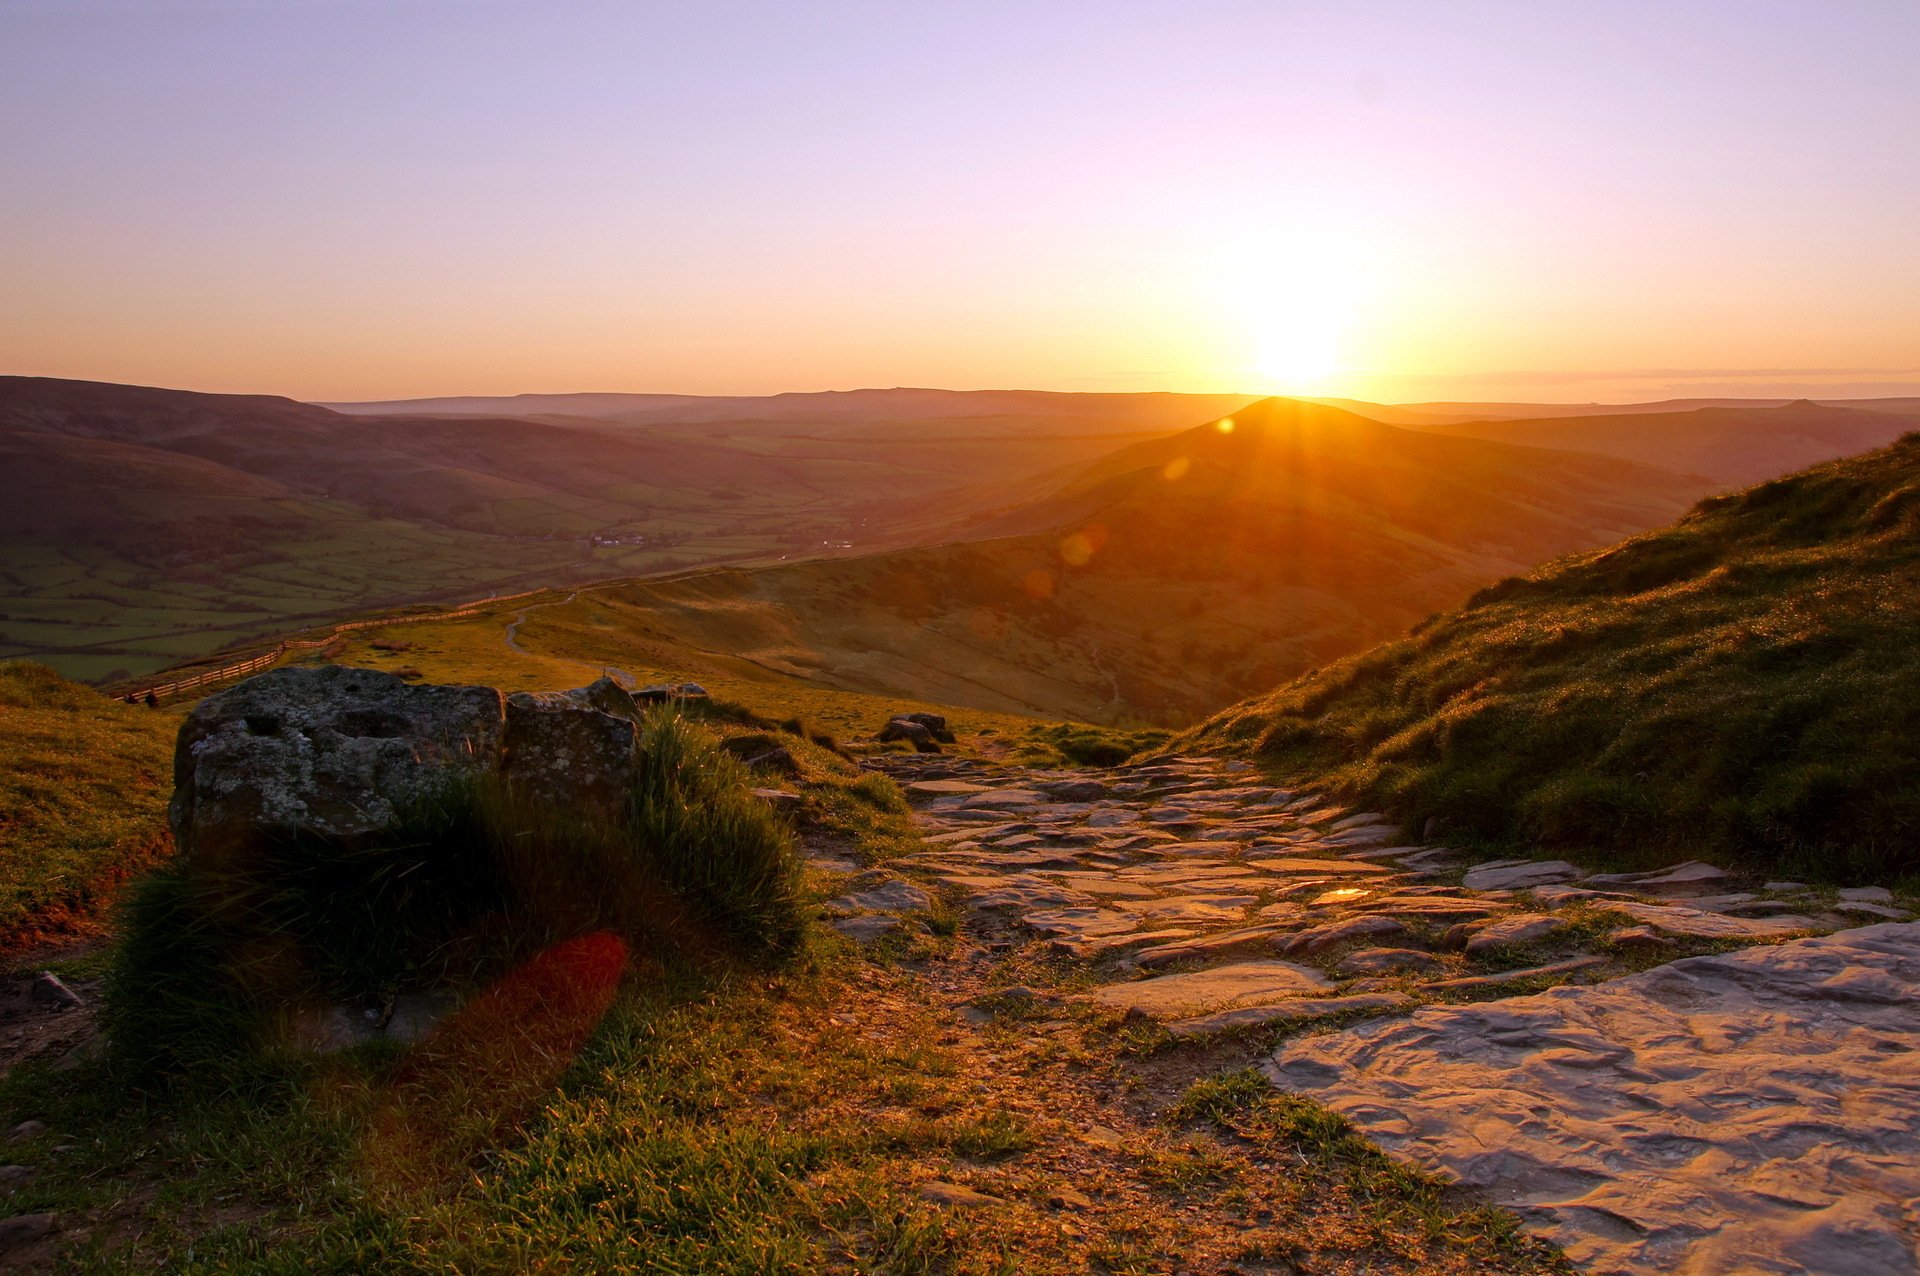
[
  {"x1": 108, "y1": 707, "x2": 804, "y2": 1082},
  {"x1": 0, "y1": 661, "x2": 176, "y2": 947},
  {"x1": 1014, "y1": 721, "x2": 1169, "y2": 768},
  {"x1": 1191, "y1": 434, "x2": 1920, "y2": 884}
]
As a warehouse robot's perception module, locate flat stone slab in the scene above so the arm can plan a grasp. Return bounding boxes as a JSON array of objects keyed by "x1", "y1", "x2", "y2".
[
  {"x1": 1085, "y1": 960, "x2": 1332, "y2": 1018},
  {"x1": 1265, "y1": 923, "x2": 1920, "y2": 1276},
  {"x1": 1461, "y1": 859, "x2": 1581, "y2": 891},
  {"x1": 1606, "y1": 900, "x2": 1820, "y2": 940},
  {"x1": 1168, "y1": 992, "x2": 1413, "y2": 1039}
]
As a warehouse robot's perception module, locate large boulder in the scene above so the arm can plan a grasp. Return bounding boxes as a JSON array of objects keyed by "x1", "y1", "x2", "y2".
[
  {"x1": 171, "y1": 668, "x2": 647, "y2": 862},
  {"x1": 171, "y1": 666, "x2": 506, "y2": 864}
]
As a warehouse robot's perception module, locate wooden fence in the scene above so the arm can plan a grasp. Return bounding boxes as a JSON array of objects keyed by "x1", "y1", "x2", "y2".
[{"x1": 114, "y1": 589, "x2": 548, "y2": 705}]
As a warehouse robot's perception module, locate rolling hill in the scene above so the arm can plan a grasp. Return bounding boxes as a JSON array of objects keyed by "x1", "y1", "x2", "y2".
[
  {"x1": 0, "y1": 379, "x2": 1241, "y2": 682},
  {"x1": 489, "y1": 398, "x2": 1709, "y2": 726},
  {"x1": 1189, "y1": 428, "x2": 1920, "y2": 882},
  {"x1": 1401, "y1": 399, "x2": 1920, "y2": 487}
]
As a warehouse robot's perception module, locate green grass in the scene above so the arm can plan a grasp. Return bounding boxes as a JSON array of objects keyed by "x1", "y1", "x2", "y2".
[
  {"x1": 1190, "y1": 433, "x2": 1920, "y2": 885},
  {"x1": 0, "y1": 661, "x2": 178, "y2": 947}
]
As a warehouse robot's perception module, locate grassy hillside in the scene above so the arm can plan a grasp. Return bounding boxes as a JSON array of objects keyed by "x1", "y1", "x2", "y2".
[
  {"x1": 0, "y1": 378, "x2": 1230, "y2": 681},
  {"x1": 1191, "y1": 432, "x2": 1920, "y2": 884},
  {"x1": 487, "y1": 399, "x2": 1703, "y2": 726},
  {"x1": 0, "y1": 662, "x2": 176, "y2": 948},
  {"x1": 1409, "y1": 399, "x2": 1920, "y2": 487}
]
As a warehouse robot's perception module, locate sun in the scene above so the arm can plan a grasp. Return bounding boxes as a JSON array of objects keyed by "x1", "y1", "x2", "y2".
[
  {"x1": 1254, "y1": 315, "x2": 1343, "y2": 388},
  {"x1": 1206, "y1": 231, "x2": 1368, "y2": 393}
]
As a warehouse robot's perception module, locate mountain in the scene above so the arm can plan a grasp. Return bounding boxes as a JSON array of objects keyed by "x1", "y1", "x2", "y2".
[
  {"x1": 524, "y1": 398, "x2": 1708, "y2": 725},
  {"x1": 1312, "y1": 395, "x2": 1920, "y2": 426},
  {"x1": 1, "y1": 378, "x2": 1200, "y2": 682},
  {"x1": 1189, "y1": 429, "x2": 1920, "y2": 882},
  {"x1": 323, "y1": 387, "x2": 1262, "y2": 435},
  {"x1": 1401, "y1": 400, "x2": 1920, "y2": 486}
]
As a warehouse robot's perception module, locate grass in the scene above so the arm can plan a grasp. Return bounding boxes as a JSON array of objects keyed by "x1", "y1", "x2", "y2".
[
  {"x1": 1167, "y1": 1070, "x2": 1559, "y2": 1265},
  {"x1": 1189, "y1": 432, "x2": 1920, "y2": 885},
  {"x1": 0, "y1": 661, "x2": 178, "y2": 950}
]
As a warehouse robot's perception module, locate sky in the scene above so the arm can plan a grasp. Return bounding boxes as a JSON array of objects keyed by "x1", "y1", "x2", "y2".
[{"x1": 2, "y1": 0, "x2": 1918, "y2": 403}]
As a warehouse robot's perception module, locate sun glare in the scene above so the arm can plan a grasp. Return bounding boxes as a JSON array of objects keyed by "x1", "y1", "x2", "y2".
[{"x1": 1208, "y1": 232, "x2": 1370, "y2": 394}]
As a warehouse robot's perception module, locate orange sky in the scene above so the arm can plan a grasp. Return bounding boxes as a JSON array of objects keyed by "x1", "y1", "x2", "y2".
[{"x1": 3, "y1": 2, "x2": 1917, "y2": 403}]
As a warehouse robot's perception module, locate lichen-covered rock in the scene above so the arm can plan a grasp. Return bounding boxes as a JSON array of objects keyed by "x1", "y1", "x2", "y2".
[
  {"x1": 170, "y1": 668, "x2": 650, "y2": 861},
  {"x1": 170, "y1": 666, "x2": 505, "y2": 863},
  {"x1": 502, "y1": 682, "x2": 639, "y2": 822}
]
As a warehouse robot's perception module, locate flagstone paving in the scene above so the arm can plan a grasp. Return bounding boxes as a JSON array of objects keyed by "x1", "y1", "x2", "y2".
[{"x1": 828, "y1": 749, "x2": 1920, "y2": 1274}]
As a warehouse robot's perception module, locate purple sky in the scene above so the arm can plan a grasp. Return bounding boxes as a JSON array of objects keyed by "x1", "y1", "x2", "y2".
[{"x1": 3, "y1": 0, "x2": 1917, "y2": 401}]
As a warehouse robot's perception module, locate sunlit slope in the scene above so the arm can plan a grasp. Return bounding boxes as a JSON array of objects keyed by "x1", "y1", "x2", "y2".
[
  {"x1": 1408, "y1": 399, "x2": 1920, "y2": 487},
  {"x1": 490, "y1": 399, "x2": 1706, "y2": 726},
  {"x1": 1190, "y1": 431, "x2": 1920, "y2": 882},
  {"x1": 1, "y1": 377, "x2": 1212, "y2": 681}
]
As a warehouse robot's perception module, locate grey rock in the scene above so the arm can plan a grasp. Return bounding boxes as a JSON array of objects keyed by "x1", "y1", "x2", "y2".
[
  {"x1": 1838, "y1": 886, "x2": 1894, "y2": 904},
  {"x1": 0, "y1": 1212, "x2": 57, "y2": 1253},
  {"x1": 1337, "y1": 947, "x2": 1445, "y2": 976},
  {"x1": 1583, "y1": 860, "x2": 1730, "y2": 898},
  {"x1": 832, "y1": 914, "x2": 904, "y2": 943},
  {"x1": 1167, "y1": 991, "x2": 1412, "y2": 1039},
  {"x1": 4, "y1": 1124, "x2": 46, "y2": 1145},
  {"x1": 918, "y1": 1180, "x2": 1001, "y2": 1208},
  {"x1": 0, "y1": 1166, "x2": 33, "y2": 1193},
  {"x1": 878, "y1": 718, "x2": 941, "y2": 752},
  {"x1": 1461, "y1": 859, "x2": 1581, "y2": 891},
  {"x1": 829, "y1": 878, "x2": 933, "y2": 915},
  {"x1": 1463, "y1": 913, "x2": 1568, "y2": 954},
  {"x1": 502, "y1": 683, "x2": 639, "y2": 822},
  {"x1": 1265, "y1": 923, "x2": 1920, "y2": 1276},
  {"x1": 1279, "y1": 915, "x2": 1408, "y2": 955},
  {"x1": 170, "y1": 666, "x2": 505, "y2": 861}
]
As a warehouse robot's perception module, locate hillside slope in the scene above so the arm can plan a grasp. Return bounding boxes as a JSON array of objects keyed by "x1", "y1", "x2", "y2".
[
  {"x1": 1190, "y1": 431, "x2": 1920, "y2": 882},
  {"x1": 0, "y1": 378, "x2": 1216, "y2": 681},
  {"x1": 1408, "y1": 399, "x2": 1919, "y2": 487},
  {"x1": 512, "y1": 399, "x2": 1707, "y2": 725}
]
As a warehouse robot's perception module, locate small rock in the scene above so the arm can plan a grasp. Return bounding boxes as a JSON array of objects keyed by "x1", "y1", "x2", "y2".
[
  {"x1": 0, "y1": 1212, "x2": 56, "y2": 1252},
  {"x1": 832, "y1": 914, "x2": 903, "y2": 943},
  {"x1": 1464, "y1": 914, "x2": 1569, "y2": 954},
  {"x1": 1048, "y1": 1186, "x2": 1096, "y2": 1210},
  {"x1": 1338, "y1": 947, "x2": 1445, "y2": 976},
  {"x1": 28, "y1": 973, "x2": 82, "y2": 1010},
  {"x1": 918, "y1": 1180, "x2": 1003, "y2": 1208},
  {"x1": 4, "y1": 1123, "x2": 46, "y2": 1146},
  {"x1": 1279, "y1": 915, "x2": 1408, "y2": 955},
  {"x1": 0, "y1": 1166, "x2": 33, "y2": 1193},
  {"x1": 829, "y1": 879, "x2": 933, "y2": 915},
  {"x1": 1606, "y1": 925, "x2": 1670, "y2": 948},
  {"x1": 878, "y1": 718, "x2": 942, "y2": 752},
  {"x1": 1764, "y1": 880, "x2": 1810, "y2": 893},
  {"x1": 1081, "y1": 1124, "x2": 1128, "y2": 1148},
  {"x1": 1429, "y1": 955, "x2": 1608, "y2": 991},
  {"x1": 1462, "y1": 860, "x2": 1581, "y2": 891},
  {"x1": 1837, "y1": 886, "x2": 1894, "y2": 904}
]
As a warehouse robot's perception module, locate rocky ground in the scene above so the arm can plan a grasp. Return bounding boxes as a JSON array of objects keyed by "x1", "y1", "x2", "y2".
[{"x1": 825, "y1": 751, "x2": 1920, "y2": 1275}]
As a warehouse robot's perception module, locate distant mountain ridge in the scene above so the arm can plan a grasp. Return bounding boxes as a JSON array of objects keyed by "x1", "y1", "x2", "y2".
[{"x1": 546, "y1": 397, "x2": 1709, "y2": 724}]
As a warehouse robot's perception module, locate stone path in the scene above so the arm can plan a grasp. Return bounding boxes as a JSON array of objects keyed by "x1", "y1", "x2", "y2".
[{"x1": 828, "y1": 751, "x2": 1920, "y2": 1274}]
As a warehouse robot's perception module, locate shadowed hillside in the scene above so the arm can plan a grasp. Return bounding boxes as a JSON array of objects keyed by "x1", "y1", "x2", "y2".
[
  {"x1": 1405, "y1": 399, "x2": 1920, "y2": 487},
  {"x1": 509, "y1": 399, "x2": 1707, "y2": 725},
  {"x1": 1190, "y1": 430, "x2": 1920, "y2": 882},
  {"x1": 0, "y1": 379, "x2": 1233, "y2": 680}
]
